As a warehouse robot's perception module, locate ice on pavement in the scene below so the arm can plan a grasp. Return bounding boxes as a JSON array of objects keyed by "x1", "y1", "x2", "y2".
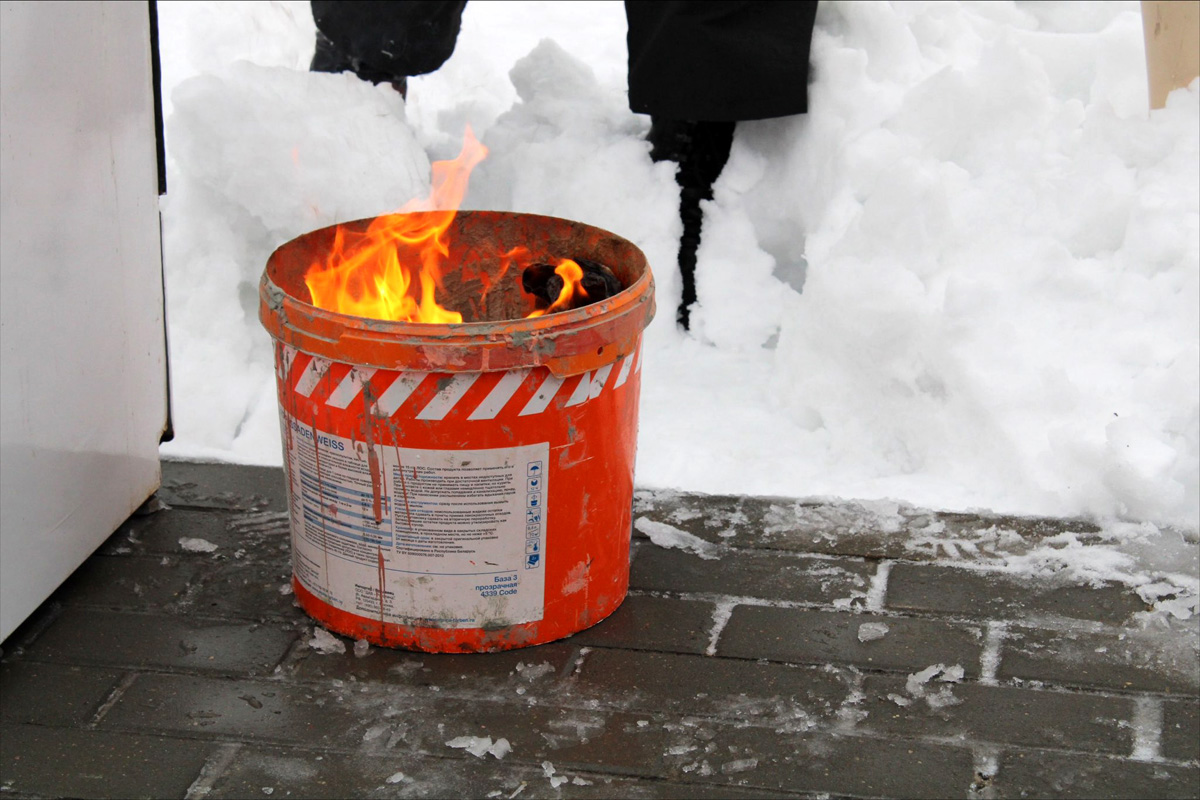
[
  {"x1": 178, "y1": 537, "x2": 218, "y2": 553},
  {"x1": 307, "y1": 627, "x2": 346, "y2": 655},
  {"x1": 446, "y1": 736, "x2": 511, "y2": 759},
  {"x1": 635, "y1": 517, "x2": 722, "y2": 560},
  {"x1": 857, "y1": 622, "x2": 890, "y2": 642}
]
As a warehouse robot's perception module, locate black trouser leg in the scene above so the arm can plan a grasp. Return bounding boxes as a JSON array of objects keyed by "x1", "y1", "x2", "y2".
[
  {"x1": 677, "y1": 186, "x2": 704, "y2": 329},
  {"x1": 310, "y1": 31, "x2": 409, "y2": 96},
  {"x1": 648, "y1": 118, "x2": 735, "y2": 330}
]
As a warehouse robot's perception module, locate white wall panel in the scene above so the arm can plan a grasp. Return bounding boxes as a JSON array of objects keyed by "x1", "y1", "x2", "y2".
[{"x1": 1, "y1": 1, "x2": 168, "y2": 640}]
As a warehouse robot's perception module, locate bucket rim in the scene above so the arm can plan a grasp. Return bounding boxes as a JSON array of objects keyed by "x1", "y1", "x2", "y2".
[{"x1": 260, "y1": 210, "x2": 656, "y2": 377}]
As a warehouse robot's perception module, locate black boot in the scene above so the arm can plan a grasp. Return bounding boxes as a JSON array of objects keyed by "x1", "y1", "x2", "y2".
[{"x1": 648, "y1": 118, "x2": 735, "y2": 330}]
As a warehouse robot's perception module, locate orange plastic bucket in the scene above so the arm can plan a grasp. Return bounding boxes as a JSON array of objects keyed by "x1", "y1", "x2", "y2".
[{"x1": 259, "y1": 210, "x2": 654, "y2": 652}]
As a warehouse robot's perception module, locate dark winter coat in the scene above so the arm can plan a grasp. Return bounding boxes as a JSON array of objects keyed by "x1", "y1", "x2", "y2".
[
  {"x1": 310, "y1": 1, "x2": 467, "y2": 80},
  {"x1": 625, "y1": 1, "x2": 819, "y2": 121}
]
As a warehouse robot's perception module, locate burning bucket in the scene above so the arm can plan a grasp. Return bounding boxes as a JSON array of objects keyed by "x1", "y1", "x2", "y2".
[{"x1": 260, "y1": 209, "x2": 654, "y2": 652}]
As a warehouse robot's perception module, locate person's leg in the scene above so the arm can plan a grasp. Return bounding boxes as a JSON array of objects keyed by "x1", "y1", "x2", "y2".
[
  {"x1": 310, "y1": 30, "x2": 353, "y2": 75},
  {"x1": 649, "y1": 118, "x2": 735, "y2": 330},
  {"x1": 310, "y1": 30, "x2": 408, "y2": 96}
]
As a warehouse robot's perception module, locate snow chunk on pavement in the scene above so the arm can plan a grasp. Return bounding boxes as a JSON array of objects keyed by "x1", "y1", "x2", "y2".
[
  {"x1": 940, "y1": 664, "x2": 965, "y2": 683},
  {"x1": 179, "y1": 537, "x2": 218, "y2": 553},
  {"x1": 447, "y1": 736, "x2": 493, "y2": 758},
  {"x1": 857, "y1": 622, "x2": 890, "y2": 642},
  {"x1": 541, "y1": 760, "x2": 568, "y2": 788},
  {"x1": 905, "y1": 663, "x2": 963, "y2": 694},
  {"x1": 446, "y1": 736, "x2": 511, "y2": 759},
  {"x1": 635, "y1": 517, "x2": 720, "y2": 560},
  {"x1": 905, "y1": 663, "x2": 964, "y2": 709},
  {"x1": 515, "y1": 661, "x2": 555, "y2": 681},
  {"x1": 722, "y1": 758, "x2": 759, "y2": 774},
  {"x1": 308, "y1": 628, "x2": 346, "y2": 655}
]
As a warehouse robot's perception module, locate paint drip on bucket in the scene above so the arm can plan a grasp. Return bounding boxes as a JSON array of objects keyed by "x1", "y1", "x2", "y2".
[{"x1": 260, "y1": 132, "x2": 655, "y2": 652}]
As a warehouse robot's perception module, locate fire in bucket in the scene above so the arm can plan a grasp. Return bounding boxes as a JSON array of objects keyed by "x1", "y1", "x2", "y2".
[
  {"x1": 302, "y1": 128, "x2": 625, "y2": 325},
  {"x1": 260, "y1": 128, "x2": 655, "y2": 653}
]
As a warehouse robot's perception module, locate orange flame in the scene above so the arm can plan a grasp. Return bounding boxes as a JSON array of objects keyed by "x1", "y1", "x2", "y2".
[
  {"x1": 526, "y1": 259, "x2": 587, "y2": 318},
  {"x1": 304, "y1": 127, "x2": 488, "y2": 323}
]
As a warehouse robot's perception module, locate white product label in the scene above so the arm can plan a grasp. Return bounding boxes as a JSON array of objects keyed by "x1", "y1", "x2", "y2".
[{"x1": 283, "y1": 412, "x2": 546, "y2": 628}]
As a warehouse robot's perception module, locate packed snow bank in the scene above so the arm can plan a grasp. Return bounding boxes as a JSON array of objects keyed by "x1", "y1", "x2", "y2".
[
  {"x1": 156, "y1": 2, "x2": 1198, "y2": 535},
  {"x1": 691, "y1": 1, "x2": 1198, "y2": 529}
]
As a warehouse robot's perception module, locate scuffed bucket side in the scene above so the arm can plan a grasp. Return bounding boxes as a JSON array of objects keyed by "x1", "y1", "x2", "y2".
[{"x1": 261, "y1": 211, "x2": 654, "y2": 652}]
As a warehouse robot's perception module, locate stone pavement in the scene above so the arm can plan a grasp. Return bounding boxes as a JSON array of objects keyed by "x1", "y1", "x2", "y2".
[{"x1": 1, "y1": 460, "x2": 1197, "y2": 799}]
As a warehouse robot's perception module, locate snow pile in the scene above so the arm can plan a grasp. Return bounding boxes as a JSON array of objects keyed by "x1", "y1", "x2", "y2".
[
  {"x1": 159, "y1": 61, "x2": 429, "y2": 464},
  {"x1": 695, "y1": 1, "x2": 1199, "y2": 529},
  {"x1": 155, "y1": 2, "x2": 1198, "y2": 543}
]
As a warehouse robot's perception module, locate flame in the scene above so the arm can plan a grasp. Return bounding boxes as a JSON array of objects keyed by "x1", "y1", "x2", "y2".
[
  {"x1": 526, "y1": 259, "x2": 587, "y2": 318},
  {"x1": 304, "y1": 127, "x2": 488, "y2": 323}
]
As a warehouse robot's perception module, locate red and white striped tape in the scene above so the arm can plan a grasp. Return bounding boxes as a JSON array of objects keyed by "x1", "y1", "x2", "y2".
[{"x1": 281, "y1": 344, "x2": 641, "y2": 421}]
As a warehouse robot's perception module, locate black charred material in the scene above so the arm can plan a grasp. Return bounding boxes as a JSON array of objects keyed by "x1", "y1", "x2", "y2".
[
  {"x1": 521, "y1": 263, "x2": 560, "y2": 305},
  {"x1": 522, "y1": 259, "x2": 624, "y2": 313},
  {"x1": 577, "y1": 258, "x2": 624, "y2": 301}
]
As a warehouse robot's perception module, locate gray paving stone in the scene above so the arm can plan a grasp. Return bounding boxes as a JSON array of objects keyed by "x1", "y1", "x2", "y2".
[
  {"x1": 101, "y1": 672, "x2": 422, "y2": 749},
  {"x1": 634, "y1": 492, "x2": 915, "y2": 558},
  {"x1": 358, "y1": 694, "x2": 611, "y2": 759},
  {"x1": 0, "y1": 601, "x2": 63, "y2": 658},
  {"x1": 572, "y1": 648, "x2": 851, "y2": 726},
  {"x1": 99, "y1": 507, "x2": 255, "y2": 557},
  {"x1": 858, "y1": 674, "x2": 1134, "y2": 754},
  {"x1": 190, "y1": 561, "x2": 302, "y2": 622},
  {"x1": 567, "y1": 595, "x2": 716, "y2": 655},
  {"x1": 999, "y1": 624, "x2": 1200, "y2": 694},
  {"x1": 0, "y1": 662, "x2": 123, "y2": 726},
  {"x1": 728, "y1": 732, "x2": 974, "y2": 798},
  {"x1": 396, "y1": 697, "x2": 973, "y2": 797},
  {"x1": 291, "y1": 637, "x2": 580, "y2": 693},
  {"x1": 28, "y1": 607, "x2": 296, "y2": 676},
  {"x1": 1162, "y1": 698, "x2": 1200, "y2": 762},
  {"x1": 4, "y1": 461, "x2": 1192, "y2": 799},
  {"x1": 634, "y1": 491, "x2": 1103, "y2": 560},
  {"x1": 718, "y1": 606, "x2": 983, "y2": 676},
  {"x1": 111, "y1": 505, "x2": 292, "y2": 569},
  {"x1": 208, "y1": 744, "x2": 798, "y2": 799},
  {"x1": 632, "y1": 491, "x2": 747, "y2": 539},
  {"x1": 886, "y1": 562, "x2": 1147, "y2": 625},
  {"x1": 55, "y1": 554, "x2": 202, "y2": 611},
  {"x1": 995, "y1": 748, "x2": 1200, "y2": 798},
  {"x1": 0, "y1": 723, "x2": 213, "y2": 799},
  {"x1": 548, "y1": 719, "x2": 975, "y2": 798},
  {"x1": 160, "y1": 459, "x2": 289, "y2": 511},
  {"x1": 630, "y1": 545, "x2": 872, "y2": 604}
]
